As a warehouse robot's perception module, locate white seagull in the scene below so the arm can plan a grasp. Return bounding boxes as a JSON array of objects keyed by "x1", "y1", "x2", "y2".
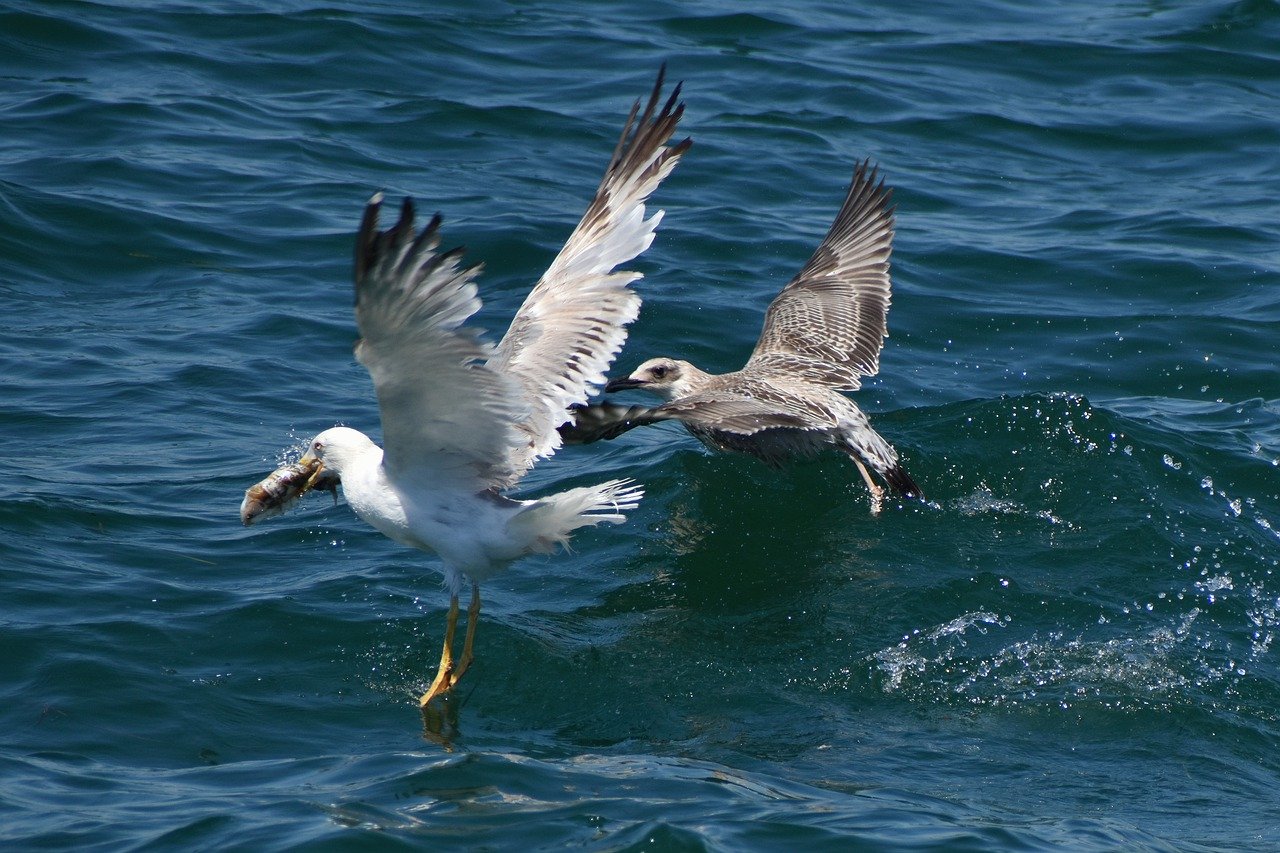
[
  {"x1": 241, "y1": 68, "x2": 690, "y2": 707},
  {"x1": 560, "y1": 160, "x2": 921, "y2": 512}
]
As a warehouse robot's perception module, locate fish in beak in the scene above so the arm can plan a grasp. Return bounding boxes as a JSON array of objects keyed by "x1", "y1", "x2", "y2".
[{"x1": 240, "y1": 451, "x2": 340, "y2": 526}]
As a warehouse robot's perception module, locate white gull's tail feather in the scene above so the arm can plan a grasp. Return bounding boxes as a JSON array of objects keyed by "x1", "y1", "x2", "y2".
[{"x1": 510, "y1": 479, "x2": 645, "y2": 554}]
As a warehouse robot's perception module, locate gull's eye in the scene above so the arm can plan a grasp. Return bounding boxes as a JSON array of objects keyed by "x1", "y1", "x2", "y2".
[{"x1": 651, "y1": 365, "x2": 669, "y2": 379}]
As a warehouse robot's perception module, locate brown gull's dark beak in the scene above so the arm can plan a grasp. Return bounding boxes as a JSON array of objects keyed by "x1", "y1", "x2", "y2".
[{"x1": 604, "y1": 376, "x2": 646, "y2": 393}]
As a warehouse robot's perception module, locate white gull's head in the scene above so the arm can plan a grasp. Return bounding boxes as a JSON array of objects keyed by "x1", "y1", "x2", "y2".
[{"x1": 302, "y1": 426, "x2": 380, "y2": 477}]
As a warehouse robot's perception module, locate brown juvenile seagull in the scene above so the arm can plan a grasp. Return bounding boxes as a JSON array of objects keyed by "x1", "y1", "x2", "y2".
[
  {"x1": 240, "y1": 68, "x2": 690, "y2": 708},
  {"x1": 560, "y1": 160, "x2": 922, "y2": 511}
]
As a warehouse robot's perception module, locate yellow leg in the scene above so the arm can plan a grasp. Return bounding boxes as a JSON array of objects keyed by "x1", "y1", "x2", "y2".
[
  {"x1": 452, "y1": 582, "x2": 481, "y2": 685},
  {"x1": 419, "y1": 583, "x2": 482, "y2": 708},
  {"x1": 853, "y1": 459, "x2": 884, "y2": 515},
  {"x1": 420, "y1": 593, "x2": 460, "y2": 707}
]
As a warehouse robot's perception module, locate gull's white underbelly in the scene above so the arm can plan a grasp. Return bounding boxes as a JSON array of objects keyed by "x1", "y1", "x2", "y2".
[{"x1": 340, "y1": 463, "x2": 528, "y2": 586}]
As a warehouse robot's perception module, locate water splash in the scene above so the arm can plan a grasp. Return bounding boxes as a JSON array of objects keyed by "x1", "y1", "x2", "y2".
[{"x1": 872, "y1": 611, "x2": 1010, "y2": 693}]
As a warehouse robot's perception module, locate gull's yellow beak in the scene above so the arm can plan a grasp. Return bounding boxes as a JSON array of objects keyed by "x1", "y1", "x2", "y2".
[
  {"x1": 240, "y1": 454, "x2": 339, "y2": 526},
  {"x1": 298, "y1": 450, "x2": 325, "y2": 487}
]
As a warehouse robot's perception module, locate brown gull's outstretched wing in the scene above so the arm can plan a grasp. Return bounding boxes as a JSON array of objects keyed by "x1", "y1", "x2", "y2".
[{"x1": 746, "y1": 160, "x2": 895, "y2": 392}]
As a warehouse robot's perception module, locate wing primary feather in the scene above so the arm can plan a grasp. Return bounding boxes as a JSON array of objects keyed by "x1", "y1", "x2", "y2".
[
  {"x1": 558, "y1": 402, "x2": 670, "y2": 444},
  {"x1": 353, "y1": 192, "x2": 384, "y2": 291},
  {"x1": 406, "y1": 212, "x2": 444, "y2": 276}
]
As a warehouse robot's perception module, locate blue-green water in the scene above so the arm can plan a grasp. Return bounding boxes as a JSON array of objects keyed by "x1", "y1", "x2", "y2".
[{"x1": 4, "y1": 1, "x2": 1279, "y2": 849}]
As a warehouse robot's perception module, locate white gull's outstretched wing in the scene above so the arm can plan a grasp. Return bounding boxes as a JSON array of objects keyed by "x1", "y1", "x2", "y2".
[
  {"x1": 354, "y1": 194, "x2": 526, "y2": 490},
  {"x1": 747, "y1": 160, "x2": 895, "y2": 392},
  {"x1": 489, "y1": 66, "x2": 691, "y2": 483}
]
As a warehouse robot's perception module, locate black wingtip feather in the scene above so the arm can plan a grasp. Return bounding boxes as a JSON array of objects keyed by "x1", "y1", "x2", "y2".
[
  {"x1": 883, "y1": 464, "x2": 924, "y2": 500},
  {"x1": 354, "y1": 192, "x2": 385, "y2": 288},
  {"x1": 558, "y1": 402, "x2": 665, "y2": 444}
]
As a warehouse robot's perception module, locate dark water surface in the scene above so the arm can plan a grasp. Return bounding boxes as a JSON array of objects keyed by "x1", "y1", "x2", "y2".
[{"x1": 3, "y1": 1, "x2": 1279, "y2": 849}]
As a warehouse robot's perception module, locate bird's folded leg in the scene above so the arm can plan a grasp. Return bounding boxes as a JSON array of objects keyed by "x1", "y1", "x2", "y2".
[
  {"x1": 421, "y1": 593, "x2": 461, "y2": 707},
  {"x1": 853, "y1": 459, "x2": 885, "y2": 515}
]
